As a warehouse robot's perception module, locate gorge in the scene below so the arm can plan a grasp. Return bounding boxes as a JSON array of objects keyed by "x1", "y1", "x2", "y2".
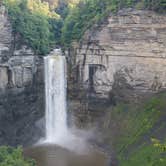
[
  {"x1": 0, "y1": 1, "x2": 166, "y2": 166},
  {"x1": 26, "y1": 54, "x2": 107, "y2": 166}
]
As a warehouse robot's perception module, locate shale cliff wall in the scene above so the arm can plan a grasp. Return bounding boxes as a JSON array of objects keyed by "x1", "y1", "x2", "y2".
[
  {"x1": 0, "y1": 5, "x2": 43, "y2": 92},
  {"x1": 69, "y1": 10, "x2": 166, "y2": 163},
  {"x1": 72, "y1": 9, "x2": 166, "y2": 98},
  {"x1": 0, "y1": 6, "x2": 44, "y2": 146},
  {"x1": 0, "y1": 5, "x2": 166, "y2": 148}
]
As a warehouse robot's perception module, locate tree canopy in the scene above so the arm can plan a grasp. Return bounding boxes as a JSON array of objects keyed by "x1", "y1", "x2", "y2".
[
  {"x1": 3, "y1": 0, "x2": 166, "y2": 54},
  {"x1": 62, "y1": 0, "x2": 166, "y2": 46},
  {"x1": 0, "y1": 146, "x2": 35, "y2": 166},
  {"x1": 3, "y1": 0, "x2": 61, "y2": 55}
]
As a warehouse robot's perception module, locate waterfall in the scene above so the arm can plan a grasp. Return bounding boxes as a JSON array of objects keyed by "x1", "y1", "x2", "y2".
[
  {"x1": 44, "y1": 55, "x2": 67, "y2": 143},
  {"x1": 42, "y1": 53, "x2": 89, "y2": 154}
]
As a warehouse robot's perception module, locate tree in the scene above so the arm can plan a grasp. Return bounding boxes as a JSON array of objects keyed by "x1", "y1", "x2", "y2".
[
  {"x1": 3, "y1": 0, "x2": 60, "y2": 55},
  {"x1": 0, "y1": 146, "x2": 35, "y2": 166}
]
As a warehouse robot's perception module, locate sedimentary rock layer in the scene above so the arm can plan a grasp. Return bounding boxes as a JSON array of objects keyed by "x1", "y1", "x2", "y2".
[{"x1": 73, "y1": 9, "x2": 166, "y2": 98}]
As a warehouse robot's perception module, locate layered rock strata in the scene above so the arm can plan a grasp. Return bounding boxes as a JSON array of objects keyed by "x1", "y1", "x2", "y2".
[
  {"x1": 0, "y1": 6, "x2": 44, "y2": 146},
  {"x1": 72, "y1": 9, "x2": 166, "y2": 98}
]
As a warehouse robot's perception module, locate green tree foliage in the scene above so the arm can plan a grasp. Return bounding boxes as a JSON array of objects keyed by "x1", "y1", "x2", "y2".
[
  {"x1": 43, "y1": 0, "x2": 59, "y2": 9},
  {"x1": 0, "y1": 146, "x2": 35, "y2": 166},
  {"x1": 144, "y1": 0, "x2": 166, "y2": 12},
  {"x1": 3, "y1": 0, "x2": 166, "y2": 52},
  {"x1": 3, "y1": 0, "x2": 60, "y2": 55},
  {"x1": 62, "y1": 0, "x2": 166, "y2": 46},
  {"x1": 61, "y1": 0, "x2": 109, "y2": 46},
  {"x1": 152, "y1": 138, "x2": 166, "y2": 166},
  {"x1": 121, "y1": 139, "x2": 166, "y2": 166},
  {"x1": 43, "y1": 0, "x2": 80, "y2": 9},
  {"x1": 55, "y1": 0, "x2": 80, "y2": 19}
]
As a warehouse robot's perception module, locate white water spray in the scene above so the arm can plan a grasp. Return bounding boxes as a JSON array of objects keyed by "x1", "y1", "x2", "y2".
[
  {"x1": 42, "y1": 53, "x2": 91, "y2": 154},
  {"x1": 44, "y1": 55, "x2": 67, "y2": 143}
]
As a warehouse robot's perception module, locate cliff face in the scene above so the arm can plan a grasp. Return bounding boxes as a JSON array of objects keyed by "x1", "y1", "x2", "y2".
[
  {"x1": 0, "y1": 6, "x2": 44, "y2": 146},
  {"x1": 0, "y1": 5, "x2": 166, "y2": 151},
  {"x1": 68, "y1": 10, "x2": 166, "y2": 164},
  {"x1": 0, "y1": 5, "x2": 41, "y2": 92},
  {"x1": 72, "y1": 9, "x2": 166, "y2": 98}
]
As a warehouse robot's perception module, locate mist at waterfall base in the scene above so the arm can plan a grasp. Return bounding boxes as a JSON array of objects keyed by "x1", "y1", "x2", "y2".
[
  {"x1": 24, "y1": 54, "x2": 107, "y2": 166},
  {"x1": 40, "y1": 55, "x2": 92, "y2": 154}
]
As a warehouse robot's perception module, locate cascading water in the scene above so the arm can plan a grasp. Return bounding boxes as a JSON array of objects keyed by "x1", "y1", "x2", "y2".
[
  {"x1": 26, "y1": 53, "x2": 106, "y2": 163},
  {"x1": 42, "y1": 53, "x2": 90, "y2": 154},
  {"x1": 26, "y1": 53, "x2": 107, "y2": 163},
  {"x1": 44, "y1": 55, "x2": 67, "y2": 143}
]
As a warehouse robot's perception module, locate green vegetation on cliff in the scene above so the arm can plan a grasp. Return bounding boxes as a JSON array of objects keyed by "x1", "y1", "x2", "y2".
[
  {"x1": 100, "y1": 92, "x2": 166, "y2": 166},
  {"x1": 0, "y1": 146, "x2": 35, "y2": 166},
  {"x1": 3, "y1": 0, "x2": 166, "y2": 53},
  {"x1": 121, "y1": 140, "x2": 166, "y2": 166},
  {"x1": 62, "y1": 0, "x2": 166, "y2": 46},
  {"x1": 2, "y1": 0, "x2": 80, "y2": 54},
  {"x1": 3, "y1": 0, "x2": 62, "y2": 55}
]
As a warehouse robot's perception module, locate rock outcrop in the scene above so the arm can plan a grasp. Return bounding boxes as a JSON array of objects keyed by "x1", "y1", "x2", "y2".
[
  {"x1": 68, "y1": 10, "x2": 166, "y2": 164},
  {"x1": 0, "y1": 5, "x2": 41, "y2": 92},
  {"x1": 0, "y1": 6, "x2": 44, "y2": 146},
  {"x1": 0, "y1": 5, "x2": 166, "y2": 152},
  {"x1": 71, "y1": 9, "x2": 166, "y2": 98}
]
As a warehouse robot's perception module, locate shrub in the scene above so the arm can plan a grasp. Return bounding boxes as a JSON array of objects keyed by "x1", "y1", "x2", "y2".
[{"x1": 0, "y1": 146, "x2": 35, "y2": 166}]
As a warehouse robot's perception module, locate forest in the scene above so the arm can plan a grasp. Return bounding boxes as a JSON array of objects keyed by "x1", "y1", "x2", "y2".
[{"x1": 3, "y1": 0, "x2": 166, "y2": 54}]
